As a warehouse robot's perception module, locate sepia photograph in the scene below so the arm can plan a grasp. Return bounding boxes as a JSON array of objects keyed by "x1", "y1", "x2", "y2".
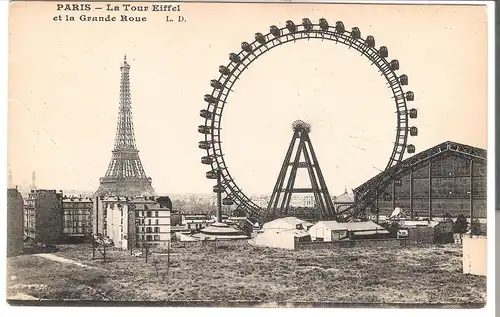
[{"x1": 4, "y1": 0, "x2": 495, "y2": 312}]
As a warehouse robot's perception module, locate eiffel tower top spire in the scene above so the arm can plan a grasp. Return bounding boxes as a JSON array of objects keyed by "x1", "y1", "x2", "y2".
[
  {"x1": 94, "y1": 56, "x2": 155, "y2": 198},
  {"x1": 113, "y1": 54, "x2": 136, "y2": 151}
]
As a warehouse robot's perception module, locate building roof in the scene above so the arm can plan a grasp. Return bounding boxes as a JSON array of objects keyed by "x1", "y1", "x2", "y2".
[
  {"x1": 259, "y1": 228, "x2": 310, "y2": 238},
  {"x1": 171, "y1": 225, "x2": 189, "y2": 231},
  {"x1": 200, "y1": 222, "x2": 245, "y2": 236},
  {"x1": 354, "y1": 141, "x2": 487, "y2": 199},
  {"x1": 312, "y1": 220, "x2": 341, "y2": 230},
  {"x1": 400, "y1": 220, "x2": 441, "y2": 228},
  {"x1": 352, "y1": 229, "x2": 389, "y2": 235},
  {"x1": 184, "y1": 214, "x2": 212, "y2": 219},
  {"x1": 191, "y1": 232, "x2": 249, "y2": 240},
  {"x1": 262, "y1": 217, "x2": 309, "y2": 230},
  {"x1": 313, "y1": 220, "x2": 386, "y2": 232},
  {"x1": 63, "y1": 196, "x2": 92, "y2": 202},
  {"x1": 7, "y1": 188, "x2": 22, "y2": 198},
  {"x1": 333, "y1": 188, "x2": 355, "y2": 204}
]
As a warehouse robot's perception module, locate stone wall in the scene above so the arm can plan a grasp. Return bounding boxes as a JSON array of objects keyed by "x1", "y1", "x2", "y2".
[{"x1": 170, "y1": 238, "x2": 250, "y2": 250}]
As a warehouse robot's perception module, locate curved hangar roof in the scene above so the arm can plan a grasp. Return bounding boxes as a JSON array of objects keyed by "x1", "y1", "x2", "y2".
[{"x1": 354, "y1": 141, "x2": 487, "y2": 197}]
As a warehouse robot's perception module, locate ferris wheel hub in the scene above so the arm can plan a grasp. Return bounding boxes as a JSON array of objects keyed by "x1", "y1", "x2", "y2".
[{"x1": 292, "y1": 120, "x2": 311, "y2": 133}]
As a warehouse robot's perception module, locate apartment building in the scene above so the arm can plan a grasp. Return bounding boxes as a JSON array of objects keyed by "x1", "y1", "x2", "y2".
[
  {"x1": 24, "y1": 189, "x2": 64, "y2": 244},
  {"x1": 62, "y1": 196, "x2": 93, "y2": 240},
  {"x1": 93, "y1": 196, "x2": 172, "y2": 250},
  {"x1": 7, "y1": 188, "x2": 24, "y2": 255}
]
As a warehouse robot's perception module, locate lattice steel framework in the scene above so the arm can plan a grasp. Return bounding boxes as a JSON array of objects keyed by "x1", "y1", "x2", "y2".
[
  {"x1": 198, "y1": 18, "x2": 418, "y2": 223},
  {"x1": 95, "y1": 56, "x2": 155, "y2": 198},
  {"x1": 267, "y1": 120, "x2": 336, "y2": 220},
  {"x1": 342, "y1": 141, "x2": 487, "y2": 220}
]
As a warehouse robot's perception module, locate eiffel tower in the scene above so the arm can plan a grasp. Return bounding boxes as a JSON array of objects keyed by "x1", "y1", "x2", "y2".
[
  {"x1": 267, "y1": 120, "x2": 336, "y2": 221},
  {"x1": 94, "y1": 56, "x2": 155, "y2": 198}
]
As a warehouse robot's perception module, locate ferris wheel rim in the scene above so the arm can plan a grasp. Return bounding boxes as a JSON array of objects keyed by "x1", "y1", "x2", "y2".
[{"x1": 200, "y1": 19, "x2": 416, "y2": 219}]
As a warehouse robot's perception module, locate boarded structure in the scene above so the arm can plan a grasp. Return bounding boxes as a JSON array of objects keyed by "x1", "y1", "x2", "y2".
[
  {"x1": 398, "y1": 220, "x2": 454, "y2": 244},
  {"x1": 309, "y1": 220, "x2": 389, "y2": 241},
  {"x1": 463, "y1": 235, "x2": 487, "y2": 276}
]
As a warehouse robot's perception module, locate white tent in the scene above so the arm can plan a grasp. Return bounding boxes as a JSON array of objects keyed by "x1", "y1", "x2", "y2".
[
  {"x1": 390, "y1": 207, "x2": 408, "y2": 219},
  {"x1": 253, "y1": 228, "x2": 310, "y2": 250},
  {"x1": 252, "y1": 217, "x2": 312, "y2": 250},
  {"x1": 262, "y1": 216, "x2": 312, "y2": 231}
]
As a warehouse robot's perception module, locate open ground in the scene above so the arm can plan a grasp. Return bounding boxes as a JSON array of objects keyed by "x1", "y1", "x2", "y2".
[{"x1": 7, "y1": 243, "x2": 486, "y2": 305}]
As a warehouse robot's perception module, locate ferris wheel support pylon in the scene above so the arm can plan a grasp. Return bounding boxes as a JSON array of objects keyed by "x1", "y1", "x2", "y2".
[
  {"x1": 267, "y1": 120, "x2": 336, "y2": 221},
  {"x1": 198, "y1": 18, "x2": 418, "y2": 223}
]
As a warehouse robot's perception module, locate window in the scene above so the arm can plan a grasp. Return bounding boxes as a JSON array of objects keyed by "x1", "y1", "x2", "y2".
[
  {"x1": 121, "y1": 218, "x2": 123, "y2": 224},
  {"x1": 146, "y1": 227, "x2": 152, "y2": 233},
  {"x1": 146, "y1": 235, "x2": 152, "y2": 241},
  {"x1": 148, "y1": 219, "x2": 151, "y2": 225},
  {"x1": 154, "y1": 235, "x2": 160, "y2": 241},
  {"x1": 147, "y1": 211, "x2": 152, "y2": 217},
  {"x1": 141, "y1": 227, "x2": 144, "y2": 232},
  {"x1": 154, "y1": 227, "x2": 159, "y2": 233},
  {"x1": 155, "y1": 211, "x2": 159, "y2": 217}
]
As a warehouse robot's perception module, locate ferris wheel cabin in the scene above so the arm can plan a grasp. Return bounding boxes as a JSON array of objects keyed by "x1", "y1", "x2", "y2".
[
  {"x1": 200, "y1": 109, "x2": 213, "y2": 119},
  {"x1": 206, "y1": 170, "x2": 218, "y2": 179},
  {"x1": 198, "y1": 125, "x2": 212, "y2": 134},
  {"x1": 201, "y1": 156, "x2": 213, "y2": 165}
]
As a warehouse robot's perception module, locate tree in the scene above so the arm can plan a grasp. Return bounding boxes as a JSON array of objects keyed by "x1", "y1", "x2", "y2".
[
  {"x1": 470, "y1": 219, "x2": 482, "y2": 235},
  {"x1": 453, "y1": 214, "x2": 468, "y2": 233}
]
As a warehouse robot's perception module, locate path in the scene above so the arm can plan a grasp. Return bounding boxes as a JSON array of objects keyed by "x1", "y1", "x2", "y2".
[{"x1": 35, "y1": 253, "x2": 93, "y2": 268}]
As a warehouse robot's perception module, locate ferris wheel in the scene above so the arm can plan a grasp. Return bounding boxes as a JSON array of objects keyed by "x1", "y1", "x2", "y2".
[{"x1": 198, "y1": 18, "x2": 417, "y2": 221}]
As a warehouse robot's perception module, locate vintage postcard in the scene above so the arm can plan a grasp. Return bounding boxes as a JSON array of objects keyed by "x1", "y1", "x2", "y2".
[{"x1": 5, "y1": 0, "x2": 494, "y2": 311}]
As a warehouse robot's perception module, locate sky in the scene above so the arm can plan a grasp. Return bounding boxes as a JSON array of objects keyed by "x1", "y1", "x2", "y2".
[{"x1": 8, "y1": 2, "x2": 488, "y2": 196}]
